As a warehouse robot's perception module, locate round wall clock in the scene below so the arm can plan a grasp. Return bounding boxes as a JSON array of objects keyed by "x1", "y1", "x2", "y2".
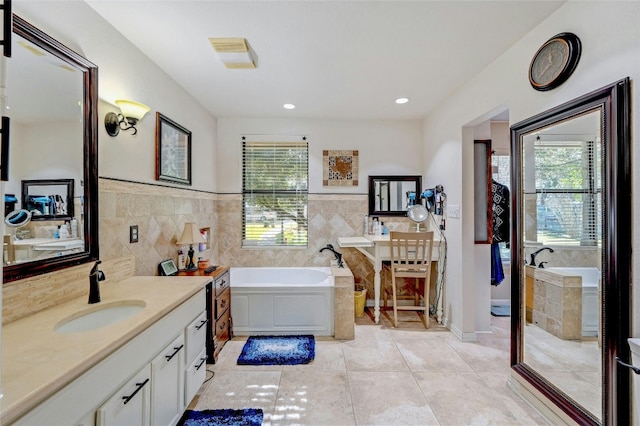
[{"x1": 529, "y1": 32, "x2": 581, "y2": 91}]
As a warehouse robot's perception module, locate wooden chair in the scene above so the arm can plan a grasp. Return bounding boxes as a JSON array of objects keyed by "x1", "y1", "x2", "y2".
[{"x1": 382, "y1": 231, "x2": 434, "y2": 328}]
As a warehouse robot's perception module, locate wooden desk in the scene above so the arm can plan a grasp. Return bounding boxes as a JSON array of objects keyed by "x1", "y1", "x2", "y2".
[
  {"x1": 338, "y1": 235, "x2": 442, "y2": 324},
  {"x1": 178, "y1": 266, "x2": 230, "y2": 363}
]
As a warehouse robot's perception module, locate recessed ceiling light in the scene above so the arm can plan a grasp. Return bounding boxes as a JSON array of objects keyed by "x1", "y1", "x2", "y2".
[
  {"x1": 395, "y1": 97, "x2": 409, "y2": 104},
  {"x1": 283, "y1": 103, "x2": 296, "y2": 110}
]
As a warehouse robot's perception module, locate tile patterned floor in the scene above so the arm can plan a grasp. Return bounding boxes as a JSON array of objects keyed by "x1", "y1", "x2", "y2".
[{"x1": 190, "y1": 312, "x2": 548, "y2": 425}]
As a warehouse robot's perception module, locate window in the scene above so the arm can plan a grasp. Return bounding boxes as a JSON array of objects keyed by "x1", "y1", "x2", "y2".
[
  {"x1": 242, "y1": 138, "x2": 308, "y2": 247},
  {"x1": 532, "y1": 140, "x2": 601, "y2": 246}
]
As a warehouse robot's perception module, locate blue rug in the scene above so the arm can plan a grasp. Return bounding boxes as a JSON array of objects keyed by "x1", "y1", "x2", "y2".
[
  {"x1": 491, "y1": 305, "x2": 510, "y2": 317},
  {"x1": 178, "y1": 408, "x2": 263, "y2": 426},
  {"x1": 237, "y1": 335, "x2": 315, "y2": 365}
]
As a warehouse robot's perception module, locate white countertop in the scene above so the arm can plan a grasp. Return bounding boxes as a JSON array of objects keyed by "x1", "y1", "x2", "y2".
[{"x1": 1, "y1": 275, "x2": 211, "y2": 424}]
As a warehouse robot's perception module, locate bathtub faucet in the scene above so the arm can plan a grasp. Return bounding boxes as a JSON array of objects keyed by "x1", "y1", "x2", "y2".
[
  {"x1": 320, "y1": 244, "x2": 344, "y2": 268},
  {"x1": 530, "y1": 247, "x2": 554, "y2": 267}
]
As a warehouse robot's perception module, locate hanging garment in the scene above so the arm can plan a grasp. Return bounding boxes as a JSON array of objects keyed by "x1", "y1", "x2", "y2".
[
  {"x1": 492, "y1": 180, "x2": 510, "y2": 244},
  {"x1": 491, "y1": 242, "x2": 504, "y2": 286}
]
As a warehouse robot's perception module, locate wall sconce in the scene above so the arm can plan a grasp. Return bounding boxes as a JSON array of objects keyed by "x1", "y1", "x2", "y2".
[
  {"x1": 104, "y1": 99, "x2": 151, "y2": 136},
  {"x1": 176, "y1": 222, "x2": 205, "y2": 271}
]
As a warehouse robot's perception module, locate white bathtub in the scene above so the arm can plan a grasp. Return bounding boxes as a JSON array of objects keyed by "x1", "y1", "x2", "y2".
[
  {"x1": 230, "y1": 267, "x2": 335, "y2": 336},
  {"x1": 544, "y1": 267, "x2": 600, "y2": 336}
]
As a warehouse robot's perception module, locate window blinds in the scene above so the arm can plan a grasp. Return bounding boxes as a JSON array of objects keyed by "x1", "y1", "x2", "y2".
[{"x1": 242, "y1": 139, "x2": 308, "y2": 247}]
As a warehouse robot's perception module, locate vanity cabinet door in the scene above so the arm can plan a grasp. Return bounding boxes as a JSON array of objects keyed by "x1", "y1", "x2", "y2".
[
  {"x1": 185, "y1": 310, "x2": 207, "y2": 365},
  {"x1": 185, "y1": 348, "x2": 208, "y2": 406},
  {"x1": 96, "y1": 364, "x2": 152, "y2": 426},
  {"x1": 151, "y1": 333, "x2": 185, "y2": 426}
]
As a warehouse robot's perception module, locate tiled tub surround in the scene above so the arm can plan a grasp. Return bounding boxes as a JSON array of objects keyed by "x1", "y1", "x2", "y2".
[{"x1": 531, "y1": 267, "x2": 599, "y2": 340}]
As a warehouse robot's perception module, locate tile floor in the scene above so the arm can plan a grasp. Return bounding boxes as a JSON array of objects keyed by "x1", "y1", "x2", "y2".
[{"x1": 190, "y1": 311, "x2": 549, "y2": 425}]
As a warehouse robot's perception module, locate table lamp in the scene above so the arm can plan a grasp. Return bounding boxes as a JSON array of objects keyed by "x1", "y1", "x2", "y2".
[{"x1": 177, "y1": 222, "x2": 205, "y2": 271}]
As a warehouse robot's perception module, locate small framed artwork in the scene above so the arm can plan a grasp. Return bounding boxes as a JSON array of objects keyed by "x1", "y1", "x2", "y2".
[
  {"x1": 156, "y1": 112, "x2": 192, "y2": 185},
  {"x1": 323, "y1": 150, "x2": 359, "y2": 186}
]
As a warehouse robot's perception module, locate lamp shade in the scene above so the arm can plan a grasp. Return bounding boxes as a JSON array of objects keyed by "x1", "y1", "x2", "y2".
[
  {"x1": 177, "y1": 222, "x2": 205, "y2": 245},
  {"x1": 115, "y1": 99, "x2": 151, "y2": 123}
]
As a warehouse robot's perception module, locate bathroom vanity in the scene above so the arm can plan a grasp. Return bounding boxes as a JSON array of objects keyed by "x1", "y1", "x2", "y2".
[{"x1": 2, "y1": 275, "x2": 211, "y2": 425}]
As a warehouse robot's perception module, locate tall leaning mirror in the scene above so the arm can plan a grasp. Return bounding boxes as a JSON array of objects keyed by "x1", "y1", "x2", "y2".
[
  {"x1": 510, "y1": 79, "x2": 631, "y2": 425},
  {"x1": 3, "y1": 15, "x2": 99, "y2": 283}
]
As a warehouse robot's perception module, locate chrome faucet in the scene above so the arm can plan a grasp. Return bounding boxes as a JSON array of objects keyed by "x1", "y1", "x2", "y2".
[
  {"x1": 530, "y1": 247, "x2": 554, "y2": 267},
  {"x1": 319, "y1": 243, "x2": 344, "y2": 268},
  {"x1": 88, "y1": 260, "x2": 106, "y2": 304}
]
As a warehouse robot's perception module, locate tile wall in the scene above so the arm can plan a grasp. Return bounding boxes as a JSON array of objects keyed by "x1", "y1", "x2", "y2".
[{"x1": 2, "y1": 179, "x2": 423, "y2": 324}]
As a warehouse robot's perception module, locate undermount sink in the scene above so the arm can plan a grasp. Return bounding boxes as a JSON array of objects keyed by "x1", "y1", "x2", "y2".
[{"x1": 54, "y1": 300, "x2": 146, "y2": 334}]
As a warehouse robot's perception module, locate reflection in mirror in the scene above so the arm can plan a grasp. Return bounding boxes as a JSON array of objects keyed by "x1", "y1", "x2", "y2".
[
  {"x1": 368, "y1": 175, "x2": 421, "y2": 216},
  {"x1": 522, "y1": 109, "x2": 602, "y2": 420},
  {"x1": 511, "y1": 79, "x2": 632, "y2": 425},
  {"x1": 22, "y1": 179, "x2": 75, "y2": 220},
  {"x1": 3, "y1": 15, "x2": 98, "y2": 282}
]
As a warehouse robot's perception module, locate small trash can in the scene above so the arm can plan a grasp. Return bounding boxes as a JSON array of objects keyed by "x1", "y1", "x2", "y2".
[{"x1": 354, "y1": 285, "x2": 367, "y2": 318}]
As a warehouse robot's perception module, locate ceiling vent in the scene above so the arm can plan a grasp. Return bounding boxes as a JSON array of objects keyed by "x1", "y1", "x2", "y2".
[{"x1": 209, "y1": 37, "x2": 257, "y2": 69}]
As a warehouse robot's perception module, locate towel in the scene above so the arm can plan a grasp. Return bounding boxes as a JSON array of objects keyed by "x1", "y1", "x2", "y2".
[{"x1": 491, "y1": 242, "x2": 504, "y2": 286}]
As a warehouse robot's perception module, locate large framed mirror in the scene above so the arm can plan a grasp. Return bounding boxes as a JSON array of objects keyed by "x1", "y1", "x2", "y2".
[
  {"x1": 368, "y1": 175, "x2": 421, "y2": 216},
  {"x1": 3, "y1": 15, "x2": 99, "y2": 282},
  {"x1": 510, "y1": 78, "x2": 631, "y2": 425}
]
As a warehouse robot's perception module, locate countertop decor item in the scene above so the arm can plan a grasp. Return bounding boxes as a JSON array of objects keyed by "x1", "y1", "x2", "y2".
[
  {"x1": 529, "y1": 32, "x2": 581, "y2": 92},
  {"x1": 176, "y1": 222, "x2": 205, "y2": 271},
  {"x1": 156, "y1": 112, "x2": 192, "y2": 185}
]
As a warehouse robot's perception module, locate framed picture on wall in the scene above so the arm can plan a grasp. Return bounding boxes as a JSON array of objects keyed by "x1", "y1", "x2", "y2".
[{"x1": 156, "y1": 112, "x2": 192, "y2": 185}]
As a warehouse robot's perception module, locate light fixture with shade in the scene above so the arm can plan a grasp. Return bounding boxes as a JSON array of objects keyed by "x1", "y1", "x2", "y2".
[
  {"x1": 176, "y1": 222, "x2": 205, "y2": 271},
  {"x1": 104, "y1": 99, "x2": 151, "y2": 136}
]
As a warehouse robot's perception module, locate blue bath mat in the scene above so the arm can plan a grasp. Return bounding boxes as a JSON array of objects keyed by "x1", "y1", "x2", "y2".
[
  {"x1": 237, "y1": 335, "x2": 315, "y2": 365},
  {"x1": 178, "y1": 408, "x2": 263, "y2": 426},
  {"x1": 491, "y1": 305, "x2": 510, "y2": 317}
]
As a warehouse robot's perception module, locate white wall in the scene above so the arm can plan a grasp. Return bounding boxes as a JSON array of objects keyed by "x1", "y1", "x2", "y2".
[
  {"x1": 13, "y1": 1, "x2": 218, "y2": 192},
  {"x1": 217, "y1": 118, "x2": 423, "y2": 194},
  {"x1": 423, "y1": 1, "x2": 640, "y2": 338}
]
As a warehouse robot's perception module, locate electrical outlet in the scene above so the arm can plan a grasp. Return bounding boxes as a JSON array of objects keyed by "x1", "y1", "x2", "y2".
[
  {"x1": 130, "y1": 225, "x2": 139, "y2": 243},
  {"x1": 447, "y1": 204, "x2": 460, "y2": 219}
]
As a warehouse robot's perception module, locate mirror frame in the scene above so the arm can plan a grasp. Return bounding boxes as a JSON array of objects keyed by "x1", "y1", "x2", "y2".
[
  {"x1": 4, "y1": 15, "x2": 99, "y2": 283},
  {"x1": 510, "y1": 78, "x2": 631, "y2": 425},
  {"x1": 21, "y1": 179, "x2": 74, "y2": 221},
  {"x1": 368, "y1": 175, "x2": 422, "y2": 216}
]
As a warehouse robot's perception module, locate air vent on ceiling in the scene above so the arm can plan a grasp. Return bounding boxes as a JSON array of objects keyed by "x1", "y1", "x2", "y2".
[{"x1": 209, "y1": 37, "x2": 257, "y2": 69}]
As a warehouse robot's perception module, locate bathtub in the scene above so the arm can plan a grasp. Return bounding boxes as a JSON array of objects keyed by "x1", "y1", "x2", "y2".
[
  {"x1": 543, "y1": 267, "x2": 600, "y2": 337},
  {"x1": 230, "y1": 267, "x2": 335, "y2": 336}
]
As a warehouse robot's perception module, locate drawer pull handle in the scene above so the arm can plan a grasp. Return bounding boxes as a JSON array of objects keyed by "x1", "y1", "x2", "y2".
[
  {"x1": 122, "y1": 378, "x2": 149, "y2": 405},
  {"x1": 195, "y1": 357, "x2": 207, "y2": 370},
  {"x1": 195, "y1": 319, "x2": 208, "y2": 330},
  {"x1": 165, "y1": 344, "x2": 184, "y2": 361},
  {"x1": 219, "y1": 321, "x2": 226, "y2": 330},
  {"x1": 219, "y1": 279, "x2": 226, "y2": 288},
  {"x1": 220, "y1": 299, "x2": 227, "y2": 308}
]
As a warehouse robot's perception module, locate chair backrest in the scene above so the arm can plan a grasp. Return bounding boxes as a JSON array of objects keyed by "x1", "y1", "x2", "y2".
[{"x1": 389, "y1": 231, "x2": 434, "y2": 276}]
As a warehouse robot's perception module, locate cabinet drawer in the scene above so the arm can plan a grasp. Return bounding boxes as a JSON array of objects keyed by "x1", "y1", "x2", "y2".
[
  {"x1": 185, "y1": 348, "x2": 208, "y2": 407},
  {"x1": 185, "y1": 311, "x2": 207, "y2": 364},
  {"x1": 214, "y1": 271, "x2": 230, "y2": 296},
  {"x1": 213, "y1": 308, "x2": 230, "y2": 359},
  {"x1": 215, "y1": 288, "x2": 230, "y2": 319}
]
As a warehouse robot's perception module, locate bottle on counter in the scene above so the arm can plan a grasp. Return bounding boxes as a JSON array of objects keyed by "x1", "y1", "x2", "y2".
[
  {"x1": 373, "y1": 218, "x2": 382, "y2": 236},
  {"x1": 177, "y1": 249, "x2": 186, "y2": 270},
  {"x1": 363, "y1": 215, "x2": 369, "y2": 235},
  {"x1": 70, "y1": 217, "x2": 78, "y2": 238}
]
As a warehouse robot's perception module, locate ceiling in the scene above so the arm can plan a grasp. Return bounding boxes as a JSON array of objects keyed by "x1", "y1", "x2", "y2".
[{"x1": 82, "y1": 1, "x2": 565, "y2": 121}]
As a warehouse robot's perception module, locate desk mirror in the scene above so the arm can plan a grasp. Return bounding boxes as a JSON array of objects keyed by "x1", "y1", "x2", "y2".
[
  {"x1": 368, "y1": 175, "x2": 421, "y2": 216},
  {"x1": 3, "y1": 15, "x2": 98, "y2": 282},
  {"x1": 510, "y1": 79, "x2": 631, "y2": 424}
]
